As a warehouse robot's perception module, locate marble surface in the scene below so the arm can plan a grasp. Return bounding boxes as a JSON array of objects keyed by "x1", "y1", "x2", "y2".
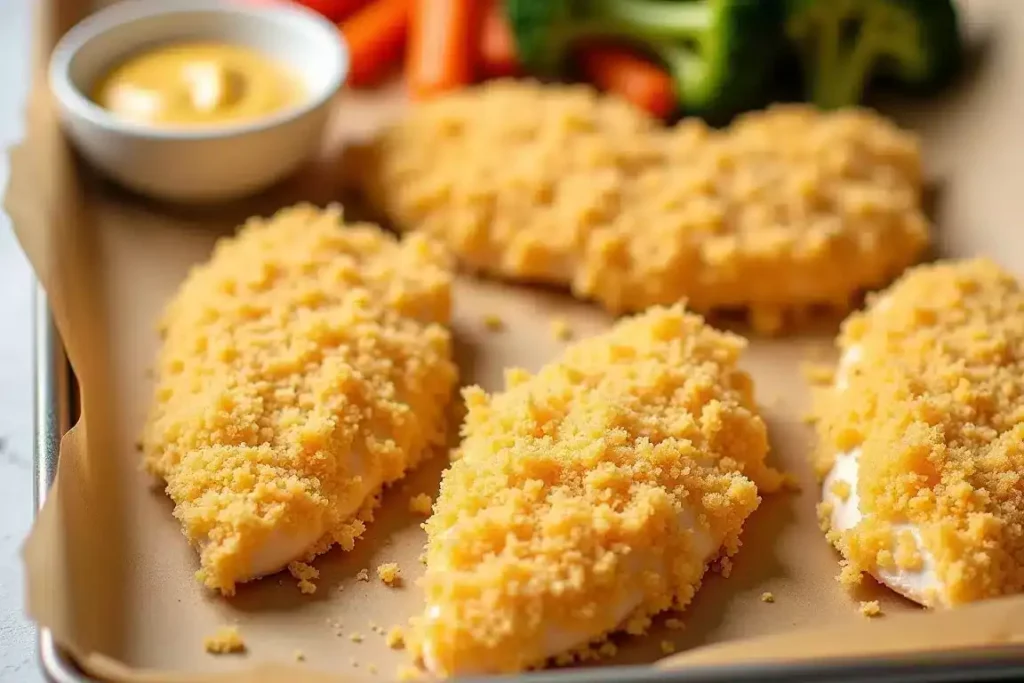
[{"x1": 0, "y1": 0, "x2": 48, "y2": 680}]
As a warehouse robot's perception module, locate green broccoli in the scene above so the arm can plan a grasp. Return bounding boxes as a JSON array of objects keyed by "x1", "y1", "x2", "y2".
[
  {"x1": 785, "y1": 0, "x2": 962, "y2": 109},
  {"x1": 505, "y1": 0, "x2": 786, "y2": 121}
]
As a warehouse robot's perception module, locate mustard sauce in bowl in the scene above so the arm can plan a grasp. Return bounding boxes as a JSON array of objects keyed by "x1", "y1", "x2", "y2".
[
  {"x1": 48, "y1": 0, "x2": 347, "y2": 203},
  {"x1": 92, "y1": 42, "x2": 306, "y2": 128}
]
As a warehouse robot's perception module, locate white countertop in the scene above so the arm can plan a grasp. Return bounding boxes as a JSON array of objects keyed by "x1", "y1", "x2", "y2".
[{"x1": 0, "y1": 1, "x2": 49, "y2": 681}]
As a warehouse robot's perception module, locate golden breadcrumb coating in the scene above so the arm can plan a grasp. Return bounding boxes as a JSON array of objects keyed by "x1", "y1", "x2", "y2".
[
  {"x1": 378, "y1": 562, "x2": 401, "y2": 586},
  {"x1": 204, "y1": 626, "x2": 245, "y2": 654},
  {"x1": 357, "y1": 80, "x2": 929, "y2": 333},
  {"x1": 142, "y1": 204, "x2": 458, "y2": 595},
  {"x1": 413, "y1": 305, "x2": 782, "y2": 676},
  {"x1": 408, "y1": 493, "x2": 434, "y2": 516},
  {"x1": 815, "y1": 258, "x2": 1024, "y2": 606}
]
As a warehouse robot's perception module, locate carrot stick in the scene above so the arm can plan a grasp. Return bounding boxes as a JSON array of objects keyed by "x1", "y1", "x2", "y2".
[
  {"x1": 576, "y1": 44, "x2": 678, "y2": 119},
  {"x1": 406, "y1": 0, "x2": 482, "y2": 100},
  {"x1": 479, "y1": 0, "x2": 520, "y2": 79},
  {"x1": 298, "y1": 0, "x2": 373, "y2": 23},
  {"x1": 341, "y1": 0, "x2": 414, "y2": 88}
]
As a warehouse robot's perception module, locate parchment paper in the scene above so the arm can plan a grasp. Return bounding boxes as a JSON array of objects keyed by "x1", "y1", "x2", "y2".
[{"x1": 6, "y1": 0, "x2": 1024, "y2": 680}]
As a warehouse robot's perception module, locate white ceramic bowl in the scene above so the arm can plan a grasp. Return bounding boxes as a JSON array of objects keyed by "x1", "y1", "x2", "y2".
[{"x1": 48, "y1": 0, "x2": 348, "y2": 204}]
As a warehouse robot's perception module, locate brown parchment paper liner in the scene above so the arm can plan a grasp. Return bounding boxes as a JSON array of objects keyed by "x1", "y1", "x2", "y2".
[{"x1": 7, "y1": 0, "x2": 1024, "y2": 680}]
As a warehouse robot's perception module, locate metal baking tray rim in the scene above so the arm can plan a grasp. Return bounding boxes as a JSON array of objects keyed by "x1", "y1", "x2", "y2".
[{"x1": 31, "y1": 280, "x2": 1024, "y2": 683}]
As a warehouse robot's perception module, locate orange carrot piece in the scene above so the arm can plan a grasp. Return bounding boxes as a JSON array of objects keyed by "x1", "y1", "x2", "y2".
[
  {"x1": 577, "y1": 44, "x2": 678, "y2": 119},
  {"x1": 406, "y1": 0, "x2": 482, "y2": 100},
  {"x1": 479, "y1": 0, "x2": 520, "y2": 79},
  {"x1": 341, "y1": 0, "x2": 414, "y2": 88},
  {"x1": 296, "y1": 0, "x2": 373, "y2": 23}
]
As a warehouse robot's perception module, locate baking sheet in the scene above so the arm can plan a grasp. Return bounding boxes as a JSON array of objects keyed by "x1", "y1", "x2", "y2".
[{"x1": 8, "y1": 0, "x2": 1024, "y2": 681}]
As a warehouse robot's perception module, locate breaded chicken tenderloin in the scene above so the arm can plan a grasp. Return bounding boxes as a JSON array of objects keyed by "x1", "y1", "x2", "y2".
[
  {"x1": 413, "y1": 305, "x2": 783, "y2": 676},
  {"x1": 142, "y1": 205, "x2": 457, "y2": 595},
  {"x1": 815, "y1": 258, "x2": 1024, "y2": 607},
  {"x1": 357, "y1": 80, "x2": 929, "y2": 333}
]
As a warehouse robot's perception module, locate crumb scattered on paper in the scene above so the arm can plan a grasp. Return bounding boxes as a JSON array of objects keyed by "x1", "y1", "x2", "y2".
[
  {"x1": 781, "y1": 473, "x2": 803, "y2": 492},
  {"x1": 386, "y1": 626, "x2": 405, "y2": 649},
  {"x1": 761, "y1": 592, "x2": 775, "y2": 603},
  {"x1": 483, "y1": 314, "x2": 504, "y2": 331},
  {"x1": 397, "y1": 665, "x2": 422, "y2": 681},
  {"x1": 203, "y1": 626, "x2": 245, "y2": 654},
  {"x1": 860, "y1": 600, "x2": 882, "y2": 617},
  {"x1": 664, "y1": 617, "x2": 685, "y2": 630},
  {"x1": 408, "y1": 493, "x2": 433, "y2": 515},
  {"x1": 288, "y1": 561, "x2": 319, "y2": 594},
  {"x1": 350, "y1": 632, "x2": 364, "y2": 643},
  {"x1": 368, "y1": 663, "x2": 379, "y2": 675},
  {"x1": 294, "y1": 650, "x2": 306, "y2": 662},
  {"x1": 660, "y1": 640, "x2": 676, "y2": 654},
  {"x1": 377, "y1": 562, "x2": 401, "y2": 586},
  {"x1": 356, "y1": 568, "x2": 370, "y2": 581},
  {"x1": 801, "y1": 362, "x2": 835, "y2": 385},
  {"x1": 550, "y1": 317, "x2": 573, "y2": 341}
]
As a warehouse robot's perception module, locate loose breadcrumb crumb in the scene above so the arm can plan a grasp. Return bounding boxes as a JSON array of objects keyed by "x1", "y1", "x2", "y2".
[
  {"x1": 397, "y1": 665, "x2": 422, "y2": 681},
  {"x1": 377, "y1": 562, "x2": 401, "y2": 586},
  {"x1": 780, "y1": 473, "x2": 802, "y2": 492},
  {"x1": 760, "y1": 592, "x2": 775, "y2": 603},
  {"x1": 350, "y1": 658, "x2": 359, "y2": 668},
  {"x1": 718, "y1": 557, "x2": 733, "y2": 579},
  {"x1": 408, "y1": 493, "x2": 433, "y2": 516},
  {"x1": 483, "y1": 314, "x2": 504, "y2": 331},
  {"x1": 664, "y1": 618, "x2": 685, "y2": 630},
  {"x1": 350, "y1": 633, "x2": 364, "y2": 643},
  {"x1": 412, "y1": 305, "x2": 783, "y2": 675},
  {"x1": 660, "y1": 640, "x2": 676, "y2": 655},
  {"x1": 386, "y1": 626, "x2": 406, "y2": 649},
  {"x1": 859, "y1": 600, "x2": 882, "y2": 617},
  {"x1": 140, "y1": 205, "x2": 457, "y2": 595},
  {"x1": 294, "y1": 650, "x2": 306, "y2": 662},
  {"x1": 801, "y1": 363, "x2": 835, "y2": 385},
  {"x1": 550, "y1": 317, "x2": 573, "y2": 341},
  {"x1": 203, "y1": 626, "x2": 246, "y2": 655},
  {"x1": 288, "y1": 561, "x2": 319, "y2": 595},
  {"x1": 356, "y1": 569, "x2": 370, "y2": 582},
  {"x1": 368, "y1": 664, "x2": 378, "y2": 675}
]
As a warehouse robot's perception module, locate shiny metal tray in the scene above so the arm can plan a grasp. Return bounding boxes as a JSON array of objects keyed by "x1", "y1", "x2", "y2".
[{"x1": 31, "y1": 285, "x2": 1024, "y2": 683}]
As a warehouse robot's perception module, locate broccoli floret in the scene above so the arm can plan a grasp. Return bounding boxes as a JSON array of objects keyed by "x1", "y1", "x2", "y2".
[
  {"x1": 506, "y1": 0, "x2": 786, "y2": 121},
  {"x1": 786, "y1": 0, "x2": 962, "y2": 109}
]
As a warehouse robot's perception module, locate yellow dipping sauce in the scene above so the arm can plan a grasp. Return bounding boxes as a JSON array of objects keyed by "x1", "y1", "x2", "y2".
[{"x1": 92, "y1": 42, "x2": 305, "y2": 127}]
